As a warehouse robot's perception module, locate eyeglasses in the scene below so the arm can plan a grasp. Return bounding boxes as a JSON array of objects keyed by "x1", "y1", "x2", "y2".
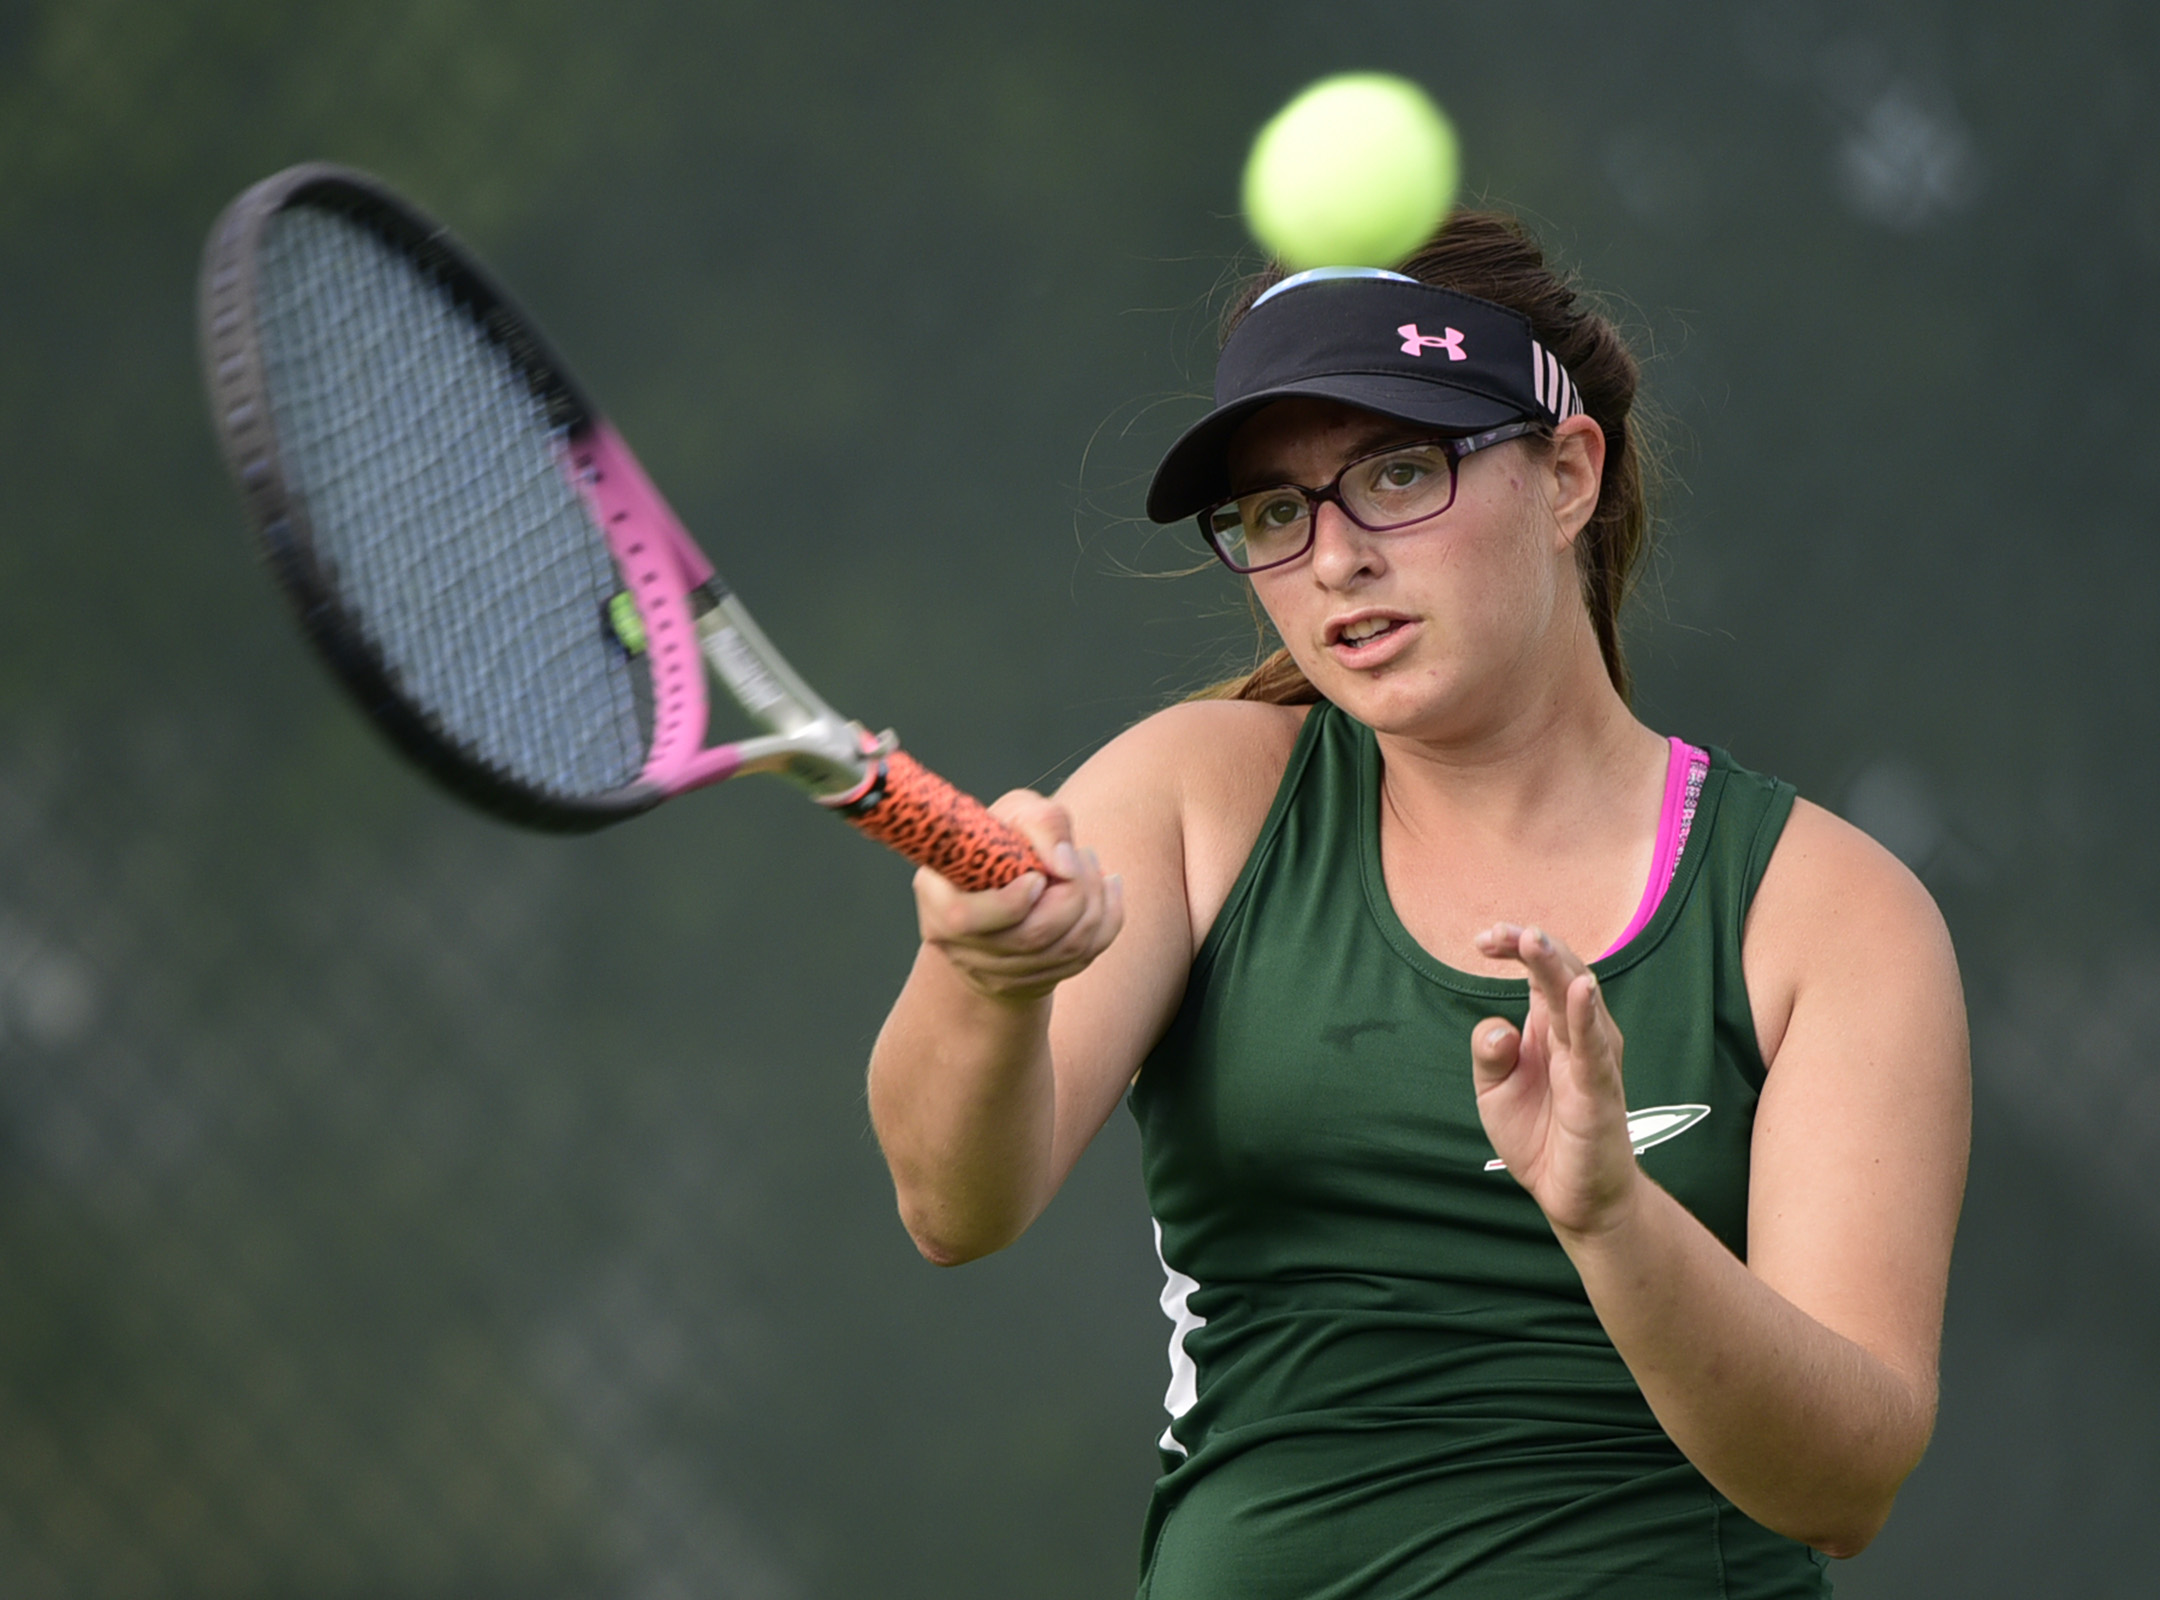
[{"x1": 1196, "y1": 421, "x2": 1545, "y2": 574}]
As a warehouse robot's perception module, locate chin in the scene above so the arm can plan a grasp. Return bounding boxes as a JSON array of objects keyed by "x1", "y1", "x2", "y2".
[
  {"x1": 1352, "y1": 657, "x2": 1521, "y2": 740},
  {"x1": 1318, "y1": 669, "x2": 1461, "y2": 735}
]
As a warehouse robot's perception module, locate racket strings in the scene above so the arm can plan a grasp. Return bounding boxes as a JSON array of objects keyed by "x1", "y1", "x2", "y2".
[{"x1": 253, "y1": 206, "x2": 650, "y2": 801}]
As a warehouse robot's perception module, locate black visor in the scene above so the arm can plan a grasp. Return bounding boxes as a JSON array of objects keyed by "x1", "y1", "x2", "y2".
[{"x1": 1146, "y1": 268, "x2": 1584, "y2": 524}]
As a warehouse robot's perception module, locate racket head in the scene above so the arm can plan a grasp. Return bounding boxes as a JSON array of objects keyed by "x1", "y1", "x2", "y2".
[{"x1": 200, "y1": 163, "x2": 664, "y2": 831}]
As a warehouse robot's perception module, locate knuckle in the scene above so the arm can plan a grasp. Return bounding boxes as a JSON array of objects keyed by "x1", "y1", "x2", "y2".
[
  {"x1": 991, "y1": 788, "x2": 1054, "y2": 825},
  {"x1": 1015, "y1": 905, "x2": 1082, "y2": 954},
  {"x1": 993, "y1": 792, "x2": 1077, "y2": 857}
]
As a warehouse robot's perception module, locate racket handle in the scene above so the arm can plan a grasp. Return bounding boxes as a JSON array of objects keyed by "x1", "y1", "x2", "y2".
[{"x1": 837, "y1": 750, "x2": 1048, "y2": 892}]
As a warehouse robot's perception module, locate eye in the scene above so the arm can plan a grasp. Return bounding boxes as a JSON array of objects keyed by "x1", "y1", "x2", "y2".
[
  {"x1": 1246, "y1": 491, "x2": 1308, "y2": 532},
  {"x1": 1364, "y1": 445, "x2": 1451, "y2": 489}
]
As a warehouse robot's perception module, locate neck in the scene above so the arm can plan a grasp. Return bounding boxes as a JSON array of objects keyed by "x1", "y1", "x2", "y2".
[{"x1": 1371, "y1": 613, "x2": 1661, "y2": 843}]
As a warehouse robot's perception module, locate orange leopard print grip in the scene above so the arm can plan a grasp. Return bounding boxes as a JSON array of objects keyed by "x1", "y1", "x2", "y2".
[{"x1": 842, "y1": 750, "x2": 1047, "y2": 891}]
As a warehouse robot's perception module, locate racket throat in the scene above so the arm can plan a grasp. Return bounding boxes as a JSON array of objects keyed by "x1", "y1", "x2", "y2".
[
  {"x1": 694, "y1": 597, "x2": 880, "y2": 798},
  {"x1": 696, "y1": 593, "x2": 838, "y2": 734},
  {"x1": 728, "y1": 726, "x2": 887, "y2": 799}
]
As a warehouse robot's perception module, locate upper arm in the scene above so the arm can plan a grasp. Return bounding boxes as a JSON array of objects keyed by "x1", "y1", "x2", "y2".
[
  {"x1": 1742, "y1": 799, "x2": 1972, "y2": 1400},
  {"x1": 1034, "y1": 699, "x2": 1302, "y2": 1188}
]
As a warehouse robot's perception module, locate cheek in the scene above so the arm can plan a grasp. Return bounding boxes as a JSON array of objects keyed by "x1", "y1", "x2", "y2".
[
  {"x1": 1453, "y1": 491, "x2": 1547, "y2": 595},
  {"x1": 1485, "y1": 475, "x2": 1567, "y2": 582},
  {"x1": 1247, "y1": 572, "x2": 1304, "y2": 645}
]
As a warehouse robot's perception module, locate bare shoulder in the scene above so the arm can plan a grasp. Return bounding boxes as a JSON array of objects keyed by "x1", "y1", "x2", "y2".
[
  {"x1": 1020, "y1": 699, "x2": 1309, "y2": 1145},
  {"x1": 1743, "y1": 795, "x2": 1965, "y2": 1072},
  {"x1": 1057, "y1": 697, "x2": 1310, "y2": 952},
  {"x1": 1741, "y1": 798, "x2": 1970, "y2": 1390},
  {"x1": 1061, "y1": 696, "x2": 1307, "y2": 795}
]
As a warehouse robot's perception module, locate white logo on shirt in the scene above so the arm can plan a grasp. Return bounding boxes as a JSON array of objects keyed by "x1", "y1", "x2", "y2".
[{"x1": 1484, "y1": 1103, "x2": 1712, "y2": 1172}]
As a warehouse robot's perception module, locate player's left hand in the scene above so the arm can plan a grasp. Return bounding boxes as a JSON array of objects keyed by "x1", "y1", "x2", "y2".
[{"x1": 1469, "y1": 924, "x2": 1642, "y2": 1239}]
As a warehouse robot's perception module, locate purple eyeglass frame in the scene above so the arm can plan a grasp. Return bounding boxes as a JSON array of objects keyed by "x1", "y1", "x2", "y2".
[{"x1": 1198, "y1": 420, "x2": 1546, "y2": 574}]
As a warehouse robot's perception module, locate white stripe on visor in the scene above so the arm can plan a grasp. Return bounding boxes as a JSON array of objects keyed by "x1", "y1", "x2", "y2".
[
  {"x1": 1251, "y1": 265, "x2": 1418, "y2": 309},
  {"x1": 1530, "y1": 340, "x2": 1585, "y2": 421}
]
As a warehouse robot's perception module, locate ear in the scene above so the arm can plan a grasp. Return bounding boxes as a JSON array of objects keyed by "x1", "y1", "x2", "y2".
[{"x1": 1544, "y1": 415, "x2": 1607, "y2": 547}]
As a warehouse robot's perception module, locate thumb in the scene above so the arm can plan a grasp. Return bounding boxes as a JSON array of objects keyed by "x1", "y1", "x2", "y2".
[
  {"x1": 1470, "y1": 1016, "x2": 1521, "y2": 1092},
  {"x1": 991, "y1": 789, "x2": 1081, "y2": 882}
]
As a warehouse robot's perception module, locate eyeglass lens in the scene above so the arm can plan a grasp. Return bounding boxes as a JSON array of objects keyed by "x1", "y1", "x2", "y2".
[{"x1": 1203, "y1": 440, "x2": 1460, "y2": 573}]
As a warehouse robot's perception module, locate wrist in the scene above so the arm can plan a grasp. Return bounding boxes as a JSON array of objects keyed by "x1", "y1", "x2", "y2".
[
  {"x1": 921, "y1": 938, "x2": 1060, "y2": 1018},
  {"x1": 1547, "y1": 1160, "x2": 1655, "y2": 1255}
]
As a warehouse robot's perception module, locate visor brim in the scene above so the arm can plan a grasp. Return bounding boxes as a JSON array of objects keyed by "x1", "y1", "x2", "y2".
[{"x1": 1145, "y1": 376, "x2": 1527, "y2": 524}]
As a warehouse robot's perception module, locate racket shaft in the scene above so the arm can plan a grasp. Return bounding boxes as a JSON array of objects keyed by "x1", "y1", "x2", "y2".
[{"x1": 844, "y1": 751, "x2": 1046, "y2": 891}]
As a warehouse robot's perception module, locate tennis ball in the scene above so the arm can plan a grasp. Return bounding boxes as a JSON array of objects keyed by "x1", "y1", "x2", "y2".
[
  {"x1": 606, "y1": 590, "x2": 647, "y2": 656},
  {"x1": 1242, "y1": 74, "x2": 1460, "y2": 270}
]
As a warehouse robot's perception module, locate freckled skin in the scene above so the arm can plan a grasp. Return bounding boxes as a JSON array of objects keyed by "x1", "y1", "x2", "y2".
[{"x1": 1230, "y1": 399, "x2": 1580, "y2": 754}]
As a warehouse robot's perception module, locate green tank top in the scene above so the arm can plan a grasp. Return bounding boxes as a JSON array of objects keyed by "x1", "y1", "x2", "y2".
[{"x1": 1128, "y1": 703, "x2": 1827, "y2": 1599}]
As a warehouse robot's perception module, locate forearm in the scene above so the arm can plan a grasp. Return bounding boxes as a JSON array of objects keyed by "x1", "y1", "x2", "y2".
[
  {"x1": 868, "y1": 945, "x2": 1061, "y2": 1266},
  {"x1": 1557, "y1": 1177, "x2": 1935, "y2": 1557}
]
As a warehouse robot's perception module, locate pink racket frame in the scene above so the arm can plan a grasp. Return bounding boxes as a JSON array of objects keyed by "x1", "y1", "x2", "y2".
[{"x1": 565, "y1": 424, "x2": 1046, "y2": 893}]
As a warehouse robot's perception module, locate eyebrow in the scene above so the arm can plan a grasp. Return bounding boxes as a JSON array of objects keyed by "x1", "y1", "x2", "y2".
[{"x1": 1229, "y1": 423, "x2": 1431, "y2": 494}]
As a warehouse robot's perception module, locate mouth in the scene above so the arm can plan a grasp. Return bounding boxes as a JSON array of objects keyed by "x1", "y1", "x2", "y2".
[{"x1": 1323, "y1": 612, "x2": 1417, "y2": 666}]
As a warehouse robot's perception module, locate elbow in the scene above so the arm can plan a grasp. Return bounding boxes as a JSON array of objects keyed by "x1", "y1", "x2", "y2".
[
  {"x1": 907, "y1": 1222, "x2": 992, "y2": 1268},
  {"x1": 881, "y1": 1142, "x2": 1050, "y2": 1267},
  {"x1": 1760, "y1": 1376, "x2": 1938, "y2": 1560},
  {"x1": 895, "y1": 1194, "x2": 1027, "y2": 1268},
  {"x1": 913, "y1": 1236, "x2": 990, "y2": 1269},
  {"x1": 1770, "y1": 1440, "x2": 1928, "y2": 1559},
  {"x1": 1745, "y1": 1483, "x2": 1896, "y2": 1561},
  {"x1": 1802, "y1": 1500, "x2": 1896, "y2": 1562}
]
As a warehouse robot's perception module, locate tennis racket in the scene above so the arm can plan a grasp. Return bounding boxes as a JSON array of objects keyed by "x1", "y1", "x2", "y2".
[{"x1": 198, "y1": 163, "x2": 1043, "y2": 891}]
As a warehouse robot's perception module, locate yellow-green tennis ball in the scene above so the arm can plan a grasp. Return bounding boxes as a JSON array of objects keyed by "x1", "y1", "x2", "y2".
[
  {"x1": 1242, "y1": 74, "x2": 1460, "y2": 270},
  {"x1": 606, "y1": 589, "x2": 648, "y2": 656}
]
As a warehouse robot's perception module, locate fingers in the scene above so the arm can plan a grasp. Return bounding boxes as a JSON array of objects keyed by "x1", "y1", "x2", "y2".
[
  {"x1": 1473, "y1": 922, "x2": 1590, "y2": 1046},
  {"x1": 915, "y1": 791, "x2": 1125, "y2": 1000},
  {"x1": 1471, "y1": 922, "x2": 1626, "y2": 1090},
  {"x1": 917, "y1": 790, "x2": 1067, "y2": 935},
  {"x1": 1471, "y1": 921, "x2": 1584, "y2": 981},
  {"x1": 1468, "y1": 932, "x2": 1634, "y2": 1225},
  {"x1": 993, "y1": 788, "x2": 1081, "y2": 882},
  {"x1": 1565, "y1": 966, "x2": 1607, "y2": 1061},
  {"x1": 919, "y1": 863, "x2": 1050, "y2": 938}
]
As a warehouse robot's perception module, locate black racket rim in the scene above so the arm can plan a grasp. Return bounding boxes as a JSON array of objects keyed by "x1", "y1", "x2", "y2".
[{"x1": 198, "y1": 162, "x2": 662, "y2": 833}]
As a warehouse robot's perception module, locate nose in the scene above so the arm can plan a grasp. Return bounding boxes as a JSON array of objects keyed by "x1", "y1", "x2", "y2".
[{"x1": 1306, "y1": 496, "x2": 1381, "y2": 588}]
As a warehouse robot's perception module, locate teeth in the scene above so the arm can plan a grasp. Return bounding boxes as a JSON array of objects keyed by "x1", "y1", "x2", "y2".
[{"x1": 1341, "y1": 617, "x2": 1395, "y2": 644}]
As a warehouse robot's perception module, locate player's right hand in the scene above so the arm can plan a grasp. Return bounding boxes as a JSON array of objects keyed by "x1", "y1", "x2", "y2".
[{"x1": 913, "y1": 790, "x2": 1125, "y2": 1003}]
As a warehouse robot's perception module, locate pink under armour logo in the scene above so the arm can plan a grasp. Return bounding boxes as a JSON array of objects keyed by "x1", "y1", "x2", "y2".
[{"x1": 1398, "y1": 323, "x2": 1466, "y2": 360}]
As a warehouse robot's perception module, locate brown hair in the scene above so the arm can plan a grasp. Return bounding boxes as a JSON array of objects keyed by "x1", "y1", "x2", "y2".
[{"x1": 1191, "y1": 211, "x2": 1658, "y2": 705}]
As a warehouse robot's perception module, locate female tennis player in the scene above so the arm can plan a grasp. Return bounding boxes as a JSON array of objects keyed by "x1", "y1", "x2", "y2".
[{"x1": 867, "y1": 213, "x2": 1968, "y2": 1598}]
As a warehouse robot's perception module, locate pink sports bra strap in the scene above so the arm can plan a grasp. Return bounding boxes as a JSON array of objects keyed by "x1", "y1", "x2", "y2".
[{"x1": 1600, "y1": 736, "x2": 1711, "y2": 959}]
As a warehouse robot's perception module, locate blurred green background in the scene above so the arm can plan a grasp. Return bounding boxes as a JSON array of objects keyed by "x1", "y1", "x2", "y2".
[{"x1": 2, "y1": 1, "x2": 2155, "y2": 1594}]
